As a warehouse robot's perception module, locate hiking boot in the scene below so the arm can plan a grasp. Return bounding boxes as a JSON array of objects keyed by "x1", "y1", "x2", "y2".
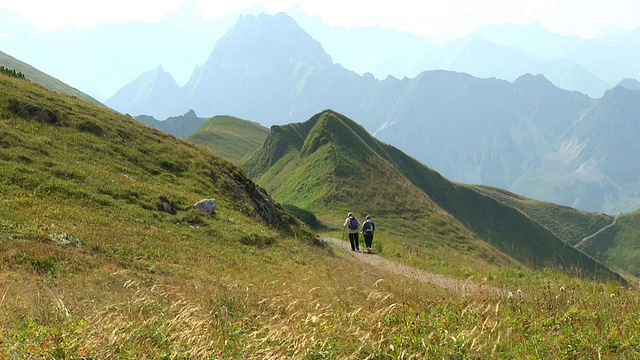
[{"x1": 367, "y1": 248, "x2": 371, "y2": 253}]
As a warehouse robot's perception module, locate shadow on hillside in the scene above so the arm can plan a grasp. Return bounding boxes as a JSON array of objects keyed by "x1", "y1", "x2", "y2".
[{"x1": 283, "y1": 204, "x2": 329, "y2": 232}]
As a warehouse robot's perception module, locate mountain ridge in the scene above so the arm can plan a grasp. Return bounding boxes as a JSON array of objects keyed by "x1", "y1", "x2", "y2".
[
  {"x1": 136, "y1": 109, "x2": 208, "y2": 138},
  {"x1": 243, "y1": 109, "x2": 624, "y2": 282},
  {"x1": 109, "y1": 12, "x2": 639, "y2": 213},
  {"x1": 107, "y1": 65, "x2": 184, "y2": 119},
  {"x1": 3, "y1": 6, "x2": 639, "y2": 102},
  {"x1": 188, "y1": 114, "x2": 270, "y2": 162}
]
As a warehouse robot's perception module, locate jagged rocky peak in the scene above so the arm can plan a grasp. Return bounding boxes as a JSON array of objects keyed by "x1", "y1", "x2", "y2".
[{"x1": 211, "y1": 12, "x2": 333, "y2": 69}]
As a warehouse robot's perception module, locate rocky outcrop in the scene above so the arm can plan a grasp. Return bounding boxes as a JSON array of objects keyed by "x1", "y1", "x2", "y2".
[
  {"x1": 194, "y1": 199, "x2": 217, "y2": 214},
  {"x1": 11, "y1": 101, "x2": 59, "y2": 124}
]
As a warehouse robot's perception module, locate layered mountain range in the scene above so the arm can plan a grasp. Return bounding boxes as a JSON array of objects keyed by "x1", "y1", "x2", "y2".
[
  {"x1": 291, "y1": 7, "x2": 640, "y2": 98},
  {"x1": 107, "y1": 13, "x2": 369, "y2": 122},
  {"x1": 3, "y1": 2, "x2": 638, "y2": 101},
  {"x1": 109, "y1": 13, "x2": 640, "y2": 214}
]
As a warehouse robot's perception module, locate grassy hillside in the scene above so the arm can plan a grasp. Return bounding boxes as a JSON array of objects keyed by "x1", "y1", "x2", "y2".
[
  {"x1": 188, "y1": 115, "x2": 270, "y2": 162},
  {"x1": 0, "y1": 72, "x2": 352, "y2": 356},
  {"x1": 244, "y1": 111, "x2": 515, "y2": 274},
  {"x1": 579, "y1": 210, "x2": 640, "y2": 278},
  {"x1": 2, "y1": 74, "x2": 640, "y2": 358},
  {"x1": 243, "y1": 110, "x2": 623, "y2": 283},
  {"x1": 0, "y1": 50, "x2": 102, "y2": 107},
  {"x1": 472, "y1": 185, "x2": 613, "y2": 245},
  {"x1": 469, "y1": 185, "x2": 640, "y2": 278}
]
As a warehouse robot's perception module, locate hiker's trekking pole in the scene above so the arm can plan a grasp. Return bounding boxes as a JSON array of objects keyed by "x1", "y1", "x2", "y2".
[{"x1": 342, "y1": 227, "x2": 346, "y2": 242}]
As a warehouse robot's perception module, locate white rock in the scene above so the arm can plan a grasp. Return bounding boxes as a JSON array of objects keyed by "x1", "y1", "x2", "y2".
[{"x1": 194, "y1": 199, "x2": 216, "y2": 214}]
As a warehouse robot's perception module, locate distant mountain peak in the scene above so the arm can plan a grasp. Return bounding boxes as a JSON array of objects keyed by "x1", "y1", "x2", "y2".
[
  {"x1": 476, "y1": 21, "x2": 546, "y2": 34},
  {"x1": 162, "y1": 0, "x2": 204, "y2": 24},
  {"x1": 514, "y1": 73, "x2": 553, "y2": 85},
  {"x1": 209, "y1": 11, "x2": 333, "y2": 69},
  {"x1": 105, "y1": 65, "x2": 182, "y2": 117},
  {"x1": 604, "y1": 83, "x2": 639, "y2": 96},
  {"x1": 512, "y1": 73, "x2": 569, "y2": 96},
  {"x1": 617, "y1": 78, "x2": 640, "y2": 90},
  {"x1": 140, "y1": 65, "x2": 175, "y2": 83}
]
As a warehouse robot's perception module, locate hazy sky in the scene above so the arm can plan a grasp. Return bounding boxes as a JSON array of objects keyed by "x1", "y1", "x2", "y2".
[{"x1": 1, "y1": 0, "x2": 639, "y2": 42}]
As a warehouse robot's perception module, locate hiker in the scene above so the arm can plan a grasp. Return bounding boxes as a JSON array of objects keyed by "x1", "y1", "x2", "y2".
[
  {"x1": 343, "y1": 212, "x2": 360, "y2": 251},
  {"x1": 361, "y1": 215, "x2": 375, "y2": 253}
]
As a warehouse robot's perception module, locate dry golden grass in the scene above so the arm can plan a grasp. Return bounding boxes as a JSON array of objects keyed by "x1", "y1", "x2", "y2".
[{"x1": 3, "y1": 238, "x2": 637, "y2": 359}]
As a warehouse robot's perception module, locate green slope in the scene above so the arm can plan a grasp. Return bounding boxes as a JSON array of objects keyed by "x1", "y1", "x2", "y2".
[
  {"x1": 243, "y1": 110, "x2": 624, "y2": 283},
  {"x1": 0, "y1": 72, "x2": 347, "y2": 356},
  {"x1": 579, "y1": 210, "x2": 640, "y2": 278},
  {"x1": 469, "y1": 185, "x2": 640, "y2": 278},
  {"x1": 0, "y1": 50, "x2": 102, "y2": 107},
  {"x1": 244, "y1": 110, "x2": 514, "y2": 276},
  {"x1": 471, "y1": 185, "x2": 613, "y2": 245},
  {"x1": 188, "y1": 115, "x2": 270, "y2": 163}
]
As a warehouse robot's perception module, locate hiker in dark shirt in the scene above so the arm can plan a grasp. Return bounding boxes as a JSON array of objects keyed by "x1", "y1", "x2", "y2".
[
  {"x1": 343, "y1": 212, "x2": 360, "y2": 251},
  {"x1": 361, "y1": 215, "x2": 375, "y2": 253}
]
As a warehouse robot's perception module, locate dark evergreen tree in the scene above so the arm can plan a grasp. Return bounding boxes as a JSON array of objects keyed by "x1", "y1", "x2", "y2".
[{"x1": 0, "y1": 66, "x2": 27, "y2": 80}]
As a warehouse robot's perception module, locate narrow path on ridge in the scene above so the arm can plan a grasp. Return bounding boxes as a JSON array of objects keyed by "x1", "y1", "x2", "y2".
[
  {"x1": 574, "y1": 215, "x2": 618, "y2": 248},
  {"x1": 324, "y1": 237, "x2": 509, "y2": 297}
]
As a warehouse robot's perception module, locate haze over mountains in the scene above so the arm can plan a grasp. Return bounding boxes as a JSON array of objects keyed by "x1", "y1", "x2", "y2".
[
  {"x1": 0, "y1": 1, "x2": 253, "y2": 100},
  {"x1": 295, "y1": 11, "x2": 640, "y2": 99},
  {"x1": 2, "y1": 4, "x2": 639, "y2": 214},
  {"x1": 104, "y1": 12, "x2": 640, "y2": 214},
  {"x1": 1, "y1": 1, "x2": 639, "y2": 101}
]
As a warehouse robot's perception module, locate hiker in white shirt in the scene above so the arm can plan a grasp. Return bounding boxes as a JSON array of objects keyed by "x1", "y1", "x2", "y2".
[{"x1": 343, "y1": 212, "x2": 360, "y2": 251}]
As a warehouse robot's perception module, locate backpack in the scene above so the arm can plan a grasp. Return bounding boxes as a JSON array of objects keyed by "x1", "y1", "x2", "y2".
[
  {"x1": 362, "y1": 220, "x2": 374, "y2": 234},
  {"x1": 349, "y1": 217, "x2": 359, "y2": 230}
]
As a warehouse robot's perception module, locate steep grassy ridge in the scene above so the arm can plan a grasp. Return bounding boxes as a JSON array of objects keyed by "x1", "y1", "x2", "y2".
[
  {"x1": 245, "y1": 110, "x2": 448, "y2": 216},
  {"x1": 0, "y1": 50, "x2": 102, "y2": 106},
  {"x1": 0, "y1": 73, "x2": 349, "y2": 356},
  {"x1": 244, "y1": 110, "x2": 516, "y2": 277},
  {"x1": 188, "y1": 115, "x2": 270, "y2": 163},
  {"x1": 243, "y1": 110, "x2": 623, "y2": 283}
]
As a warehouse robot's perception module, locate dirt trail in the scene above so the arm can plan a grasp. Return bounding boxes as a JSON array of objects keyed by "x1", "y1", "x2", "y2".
[
  {"x1": 325, "y1": 237, "x2": 509, "y2": 297},
  {"x1": 574, "y1": 215, "x2": 618, "y2": 248}
]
